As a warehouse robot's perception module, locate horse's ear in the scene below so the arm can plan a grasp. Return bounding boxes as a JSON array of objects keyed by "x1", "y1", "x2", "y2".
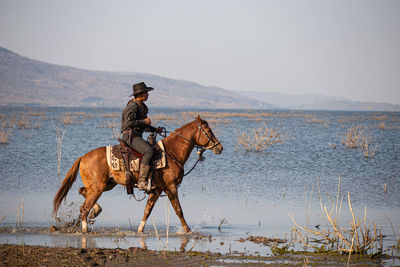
[{"x1": 197, "y1": 115, "x2": 201, "y2": 122}]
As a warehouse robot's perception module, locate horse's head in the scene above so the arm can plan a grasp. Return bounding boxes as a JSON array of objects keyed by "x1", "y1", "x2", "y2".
[{"x1": 195, "y1": 115, "x2": 223, "y2": 154}]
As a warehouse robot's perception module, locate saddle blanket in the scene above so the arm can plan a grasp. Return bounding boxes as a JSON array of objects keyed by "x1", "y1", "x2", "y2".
[{"x1": 106, "y1": 140, "x2": 166, "y2": 172}]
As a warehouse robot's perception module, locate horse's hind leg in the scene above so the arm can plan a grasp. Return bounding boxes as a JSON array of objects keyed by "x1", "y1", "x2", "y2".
[
  {"x1": 138, "y1": 189, "x2": 162, "y2": 233},
  {"x1": 80, "y1": 189, "x2": 103, "y2": 233},
  {"x1": 79, "y1": 187, "x2": 102, "y2": 220}
]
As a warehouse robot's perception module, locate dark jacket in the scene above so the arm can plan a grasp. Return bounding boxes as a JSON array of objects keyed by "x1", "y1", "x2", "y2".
[{"x1": 120, "y1": 100, "x2": 156, "y2": 137}]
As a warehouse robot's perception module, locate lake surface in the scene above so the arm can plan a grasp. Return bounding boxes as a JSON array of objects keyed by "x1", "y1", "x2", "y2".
[{"x1": 0, "y1": 106, "x2": 399, "y2": 255}]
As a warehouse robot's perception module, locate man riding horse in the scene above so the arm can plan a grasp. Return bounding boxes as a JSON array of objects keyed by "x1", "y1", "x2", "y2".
[{"x1": 120, "y1": 82, "x2": 162, "y2": 192}]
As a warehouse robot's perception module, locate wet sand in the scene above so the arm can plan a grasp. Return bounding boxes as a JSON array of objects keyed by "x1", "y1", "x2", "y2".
[{"x1": 0, "y1": 243, "x2": 388, "y2": 266}]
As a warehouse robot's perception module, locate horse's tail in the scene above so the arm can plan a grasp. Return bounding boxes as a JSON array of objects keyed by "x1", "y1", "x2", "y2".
[{"x1": 52, "y1": 156, "x2": 82, "y2": 216}]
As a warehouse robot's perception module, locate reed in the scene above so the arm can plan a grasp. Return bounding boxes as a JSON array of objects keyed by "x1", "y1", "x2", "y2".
[
  {"x1": 64, "y1": 112, "x2": 94, "y2": 117},
  {"x1": 1, "y1": 118, "x2": 15, "y2": 128},
  {"x1": 102, "y1": 113, "x2": 120, "y2": 118},
  {"x1": 361, "y1": 135, "x2": 376, "y2": 159},
  {"x1": 0, "y1": 209, "x2": 10, "y2": 222},
  {"x1": 369, "y1": 115, "x2": 387, "y2": 121},
  {"x1": 237, "y1": 125, "x2": 288, "y2": 152},
  {"x1": 17, "y1": 117, "x2": 30, "y2": 129},
  {"x1": 342, "y1": 127, "x2": 377, "y2": 159},
  {"x1": 99, "y1": 120, "x2": 121, "y2": 139},
  {"x1": 16, "y1": 198, "x2": 24, "y2": 229},
  {"x1": 343, "y1": 127, "x2": 362, "y2": 149},
  {"x1": 384, "y1": 214, "x2": 400, "y2": 252},
  {"x1": 218, "y1": 218, "x2": 227, "y2": 232},
  {"x1": 0, "y1": 128, "x2": 12, "y2": 144},
  {"x1": 152, "y1": 113, "x2": 177, "y2": 121},
  {"x1": 290, "y1": 178, "x2": 383, "y2": 256},
  {"x1": 62, "y1": 115, "x2": 84, "y2": 125},
  {"x1": 27, "y1": 111, "x2": 46, "y2": 118}
]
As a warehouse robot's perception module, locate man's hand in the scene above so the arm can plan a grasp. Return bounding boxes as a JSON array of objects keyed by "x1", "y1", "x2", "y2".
[
  {"x1": 156, "y1": 127, "x2": 163, "y2": 134},
  {"x1": 143, "y1": 118, "x2": 151, "y2": 125}
]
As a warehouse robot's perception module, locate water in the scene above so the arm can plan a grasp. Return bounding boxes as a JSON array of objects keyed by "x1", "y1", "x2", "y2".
[{"x1": 0, "y1": 106, "x2": 399, "y2": 255}]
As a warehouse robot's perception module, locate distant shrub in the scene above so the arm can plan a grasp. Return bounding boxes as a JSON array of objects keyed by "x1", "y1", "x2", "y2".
[
  {"x1": 342, "y1": 127, "x2": 376, "y2": 158},
  {"x1": 237, "y1": 125, "x2": 288, "y2": 152},
  {"x1": 102, "y1": 113, "x2": 120, "y2": 118},
  {"x1": 343, "y1": 127, "x2": 362, "y2": 149},
  {"x1": 62, "y1": 116, "x2": 84, "y2": 125},
  {"x1": 17, "y1": 117, "x2": 30, "y2": 129}
]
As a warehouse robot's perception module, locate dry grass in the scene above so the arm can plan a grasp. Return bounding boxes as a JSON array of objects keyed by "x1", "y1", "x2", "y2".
[
  {"x1": 180, "y1": 111, "x2": 315, "y2": 121},
  {"x1": 361, "y1": 135, "x2": 376, "y2": 159},
  {"x1": 26, "y1": 111, "x2": 46, "y2": 118},
  {"x1": 99, "y1": 120, "x2": 121, "y2": 139},
  {"x1": 0, "y1": 209, "x2": 10, "y2": 222},
  {"x1": 290, "y1": 178, "x2": 383, "y2": 256},
  {"x1": 237, "y1": 125, "x2": 288, "y2": 152},
  {"x1": 1, "y1": 119, "x2": 15, "y2": 128},
  {"x1": 152, "y1": 113, "x2": 178, "y2": 126},
  {"x1": 16, "y1": 198, "x2": 24, "y2": 228},
  {"x1": 152, "y1": 113, "x2": 177, "y2": 121},
  {"x1": 64, "y1": 112, "x2": 94, "y2": 117},
  {"x1": 342, "y1": 127, "x2": 376, "y2": 158},
  {"x1": 17, "y1": 117, "x2": 30, "y2": 129},
  {"x1": 369, "y1": 115, "x2": 388, "y2": 121},
  {"x1": 102, "y1": 113, "x2": 120, "y2": 118},
  {"x1": 0, "y1": 128, "x2": 12, "y2": 144},
  {"x1": 343, "y1": 127, "x2": 362, "y2": 149},
  {"x1": 305, "y1": 116, "x2": 328, "y2": 127},
  {"x1": 62, "y1": 116, "x2": 84, "y2": 125}
]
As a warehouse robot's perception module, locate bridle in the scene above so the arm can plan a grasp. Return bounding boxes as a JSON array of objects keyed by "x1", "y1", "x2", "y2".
[
  {"x1": 163, "y1": 120, "x2": 220, "y2": 176},
  {"x1": 195, "y1": 120, "x2": 221, "y2": 151}
]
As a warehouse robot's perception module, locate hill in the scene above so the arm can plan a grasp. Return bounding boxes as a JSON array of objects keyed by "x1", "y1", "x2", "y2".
[
  {"x1": 0, "y1": 47, "x2": 271, "y2": 109},
  {"x1": 231, "y1": 91, "x2": 400, "y2": 112}
]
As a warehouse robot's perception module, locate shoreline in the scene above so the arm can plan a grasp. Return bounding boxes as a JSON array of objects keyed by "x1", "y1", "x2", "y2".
[{"x1": 0, "y1": 227, "x2": 396, "y2": 266}]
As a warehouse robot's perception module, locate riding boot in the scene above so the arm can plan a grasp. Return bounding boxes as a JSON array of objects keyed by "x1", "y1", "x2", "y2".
[
  {"x1": 137, "y1": 164, "x2": 150, "y2": 191},
  {"x1": 125, "y1": 171, "x2": 133, "y2": 194}
]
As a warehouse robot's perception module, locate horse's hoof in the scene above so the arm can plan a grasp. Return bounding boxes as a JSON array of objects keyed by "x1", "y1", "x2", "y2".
[{"x1": 88, "y1": 205, "x2": 102, "y2": 220}]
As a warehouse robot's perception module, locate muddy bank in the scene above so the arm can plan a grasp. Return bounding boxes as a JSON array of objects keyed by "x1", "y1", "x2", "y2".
[
  {"x1": 1, "y1": 227, "x2": 397, "y2": 266},
  {"x1": 0, "y1": 244, "x2": 388, "y2": 266}
]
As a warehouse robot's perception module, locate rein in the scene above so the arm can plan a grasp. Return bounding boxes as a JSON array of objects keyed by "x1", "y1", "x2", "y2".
[
  {"x1": 134, "y1": 121, "x2": 220, "y2": 198},
  {"x1": 163, "y1": 121, "x2": 219, "y2": 177}
]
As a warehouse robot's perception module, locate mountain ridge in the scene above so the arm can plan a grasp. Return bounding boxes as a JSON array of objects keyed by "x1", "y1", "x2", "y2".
[
  {"x1": 0, "y1": 47, "x2": 272, "y2": 109},
  {"x1": 1, "y1": 46, "x2": 399, "y2": 111}
]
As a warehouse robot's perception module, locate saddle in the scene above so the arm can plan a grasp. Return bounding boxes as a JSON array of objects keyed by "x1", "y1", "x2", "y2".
[{"x1": 106, "y1": 138, "x2": 166, "y2": 173}]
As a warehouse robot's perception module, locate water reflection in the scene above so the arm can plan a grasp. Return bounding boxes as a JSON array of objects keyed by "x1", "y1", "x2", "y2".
[
  {"x1": 139, "y1": 237, "x2": 146, "y2": 250},
  {"x1": 137, "y1": 235, "x2": 190, "y2": 252},
  {"x1": 78, "y1": 233, "x2": 190, "y2": 252},
  {"x1": 81, "y1": 236, "x2": 87, "y2": 249}
]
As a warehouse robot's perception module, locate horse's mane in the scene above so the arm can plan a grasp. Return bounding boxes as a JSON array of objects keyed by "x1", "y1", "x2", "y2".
[
  {"x1": 163, "y1": 118, "x2": 205, "y2": 142},
  {"x1": 173, "y1": 119, "x2": 196, "y2": 133}
]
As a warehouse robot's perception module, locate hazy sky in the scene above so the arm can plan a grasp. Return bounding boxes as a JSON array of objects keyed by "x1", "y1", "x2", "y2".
[{"x1": 1, "y1": 0, "x2": 399, "y2": 104}]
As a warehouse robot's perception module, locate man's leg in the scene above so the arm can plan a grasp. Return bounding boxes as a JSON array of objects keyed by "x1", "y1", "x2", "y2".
[{"x1": 131, "y1": 137, "x2": 154, "y2": 190}]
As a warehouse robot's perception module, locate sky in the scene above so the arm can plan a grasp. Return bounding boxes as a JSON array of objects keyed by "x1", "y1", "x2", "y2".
[{"x1": 1, "y1": 0, "x2": 399, "y2": 104}]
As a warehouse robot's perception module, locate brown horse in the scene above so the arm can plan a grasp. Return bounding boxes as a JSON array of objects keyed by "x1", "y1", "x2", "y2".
[{"x1": 53, "y1": 116, "x2": 223, "y2": 233}]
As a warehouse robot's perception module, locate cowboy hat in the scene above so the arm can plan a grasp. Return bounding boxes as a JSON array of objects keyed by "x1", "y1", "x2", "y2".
[{"x1": 130, "y1": 82, "x2": 154, "y2": 97}]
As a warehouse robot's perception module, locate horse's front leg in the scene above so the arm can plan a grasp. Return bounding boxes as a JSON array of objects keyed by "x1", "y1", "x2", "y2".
[
  {"x1": 165, "y1": 186, "x2": 191, "y2": 233},
  {"x1": 138, "y1": 189, "x2": 162, "y2": 233}
]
